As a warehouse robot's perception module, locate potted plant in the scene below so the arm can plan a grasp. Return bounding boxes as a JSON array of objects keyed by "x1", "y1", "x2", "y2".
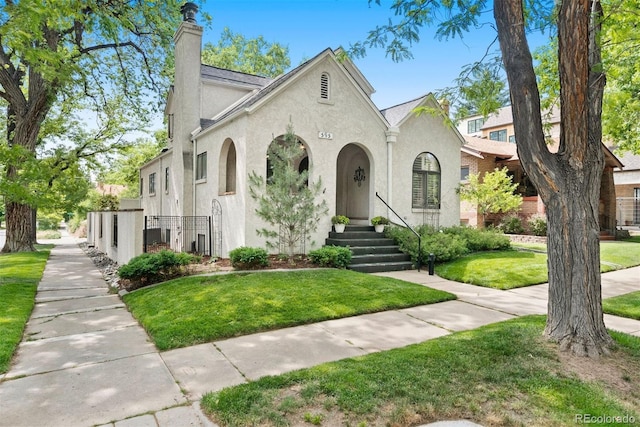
[
  {"x1": 371, "y1": 216, "x2": 389, "y2": 233},
  {"x1": 331, "y1": 215, "x2": 349, "y2": 233}
]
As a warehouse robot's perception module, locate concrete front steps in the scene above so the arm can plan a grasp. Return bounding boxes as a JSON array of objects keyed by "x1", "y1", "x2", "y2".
[{"x1": 325, "y1": 225, "x2": 413, "y2": 273}]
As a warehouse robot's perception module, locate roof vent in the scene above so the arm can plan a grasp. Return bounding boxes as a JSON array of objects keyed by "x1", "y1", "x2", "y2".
[{"x1": 180, "y1": 2, "x2": 198, "y2": 23}]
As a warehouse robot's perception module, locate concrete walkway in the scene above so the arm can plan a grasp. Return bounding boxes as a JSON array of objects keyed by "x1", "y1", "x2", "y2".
[{"x1": 0, "y1": 238, "x2": 638, "y2": 427}]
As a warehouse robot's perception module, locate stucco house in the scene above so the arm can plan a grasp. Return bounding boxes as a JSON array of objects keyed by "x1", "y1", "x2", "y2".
[
  {"x1": 458, "y1": 106, "x2": 623, "y2": 234},
  {"x1": 139, "y1": 4, "x2": 463, "y2": 262}
]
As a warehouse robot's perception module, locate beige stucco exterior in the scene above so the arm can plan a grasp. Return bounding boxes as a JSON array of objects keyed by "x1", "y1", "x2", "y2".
[{"x1": 140, "y1": 18, "x2": 463, "y2": 257}]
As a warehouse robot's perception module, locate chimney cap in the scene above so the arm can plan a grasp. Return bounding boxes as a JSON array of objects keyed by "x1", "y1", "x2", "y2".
[{"x1": 180, "y1": 2, "x2": 198, "y2": 23}]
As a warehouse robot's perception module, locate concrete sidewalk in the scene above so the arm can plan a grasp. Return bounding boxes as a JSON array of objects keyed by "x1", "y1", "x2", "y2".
[{"x1": 0, "y1": 239, "x2": 638, "y2": 427}]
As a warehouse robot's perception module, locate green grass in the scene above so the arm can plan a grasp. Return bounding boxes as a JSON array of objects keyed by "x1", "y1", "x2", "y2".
[
  {"x1": 122, "y1": 269, "x2": 455, "y2": 350},
  {"x1": 201, "y1": 316, "x2": 640, "y2": 426},
  {"x1": 0, "y1": 246, "x2": 51, "y2": 373},
  {"x1": 435, "y1": 250, "x2": 549, "y2": 289},
  {"x1": 603, "y1": 291, "x2": 640, "y2": 320},
  {"x1": 437, "y1": 240, "x2": 640, "y2": 289}
]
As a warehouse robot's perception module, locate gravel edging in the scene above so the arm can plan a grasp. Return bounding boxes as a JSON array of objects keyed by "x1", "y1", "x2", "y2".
[{"x1": 79, "y1": 243, "x2": 121, "y2": 290}]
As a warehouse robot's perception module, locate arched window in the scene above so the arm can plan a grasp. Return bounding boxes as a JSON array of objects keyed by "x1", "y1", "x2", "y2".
[
  {"x1": 412, "y1": 152, "x2": 441, "y2": 209},
  {"x1": 219, "y1": 139, "x2": 236, "y2": 194},
  {"x1": 320, "y1": 72, "x2": 330, "y2": 99}
]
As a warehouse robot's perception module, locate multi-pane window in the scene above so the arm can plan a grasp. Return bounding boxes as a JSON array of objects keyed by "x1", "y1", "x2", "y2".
[
  {"x1": 196, "y1": 152, "x2": 207, "y2": 180},
  {"x1": 149, "y1": 173, "x2": 156, "y2": 195},
  {"x1": 320, "y1": 72, "x2": 330, "y2": 99},
  {"x1": 489, "y1": 129, "x2": 507, "y2": 141},
  {"x1": 412, "y1": 152, "x2": 441, "y2": 209},
  {"x1": 165, "y1": 167, "x2": 170, "y2": 193},
  {"x1": 467, "y1": 118, "x2": 484, "y2": 133}
]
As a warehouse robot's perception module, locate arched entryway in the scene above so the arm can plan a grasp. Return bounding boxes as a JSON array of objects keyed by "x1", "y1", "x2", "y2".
[{"x1": 336, "y1": 144, "x2": 370, "y2": 221}]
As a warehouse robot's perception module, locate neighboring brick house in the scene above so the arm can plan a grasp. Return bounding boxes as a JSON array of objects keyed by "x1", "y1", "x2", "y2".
[
  {"x1": 613, "y1": 151, "x2": 640, "y2": 226},
  {"x1": 458, "y1": 106, "x2": 623, "y2": 233}
]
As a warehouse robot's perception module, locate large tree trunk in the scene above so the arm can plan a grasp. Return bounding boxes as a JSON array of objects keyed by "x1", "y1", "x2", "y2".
[
  {"x1": 494, "y1": 0, "x2": 613, "y2": 357},
  {"x1": 2, "y1": 202, "x2": 35, "y2": 252}
]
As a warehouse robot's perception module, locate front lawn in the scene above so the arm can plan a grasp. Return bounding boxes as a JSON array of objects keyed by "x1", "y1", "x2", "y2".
[
  {"x1": 435, "y1": 250, "x2": 549, "y2": 289},
  {"x1": 123, "y1": 269, "x2": 455, "y2": 350},
  {"x1": 0, "y1": 246, "x2": 51, "y2": 373},
  {"x1": 437, "y1": 241, "x2": 640, "y2": 289},
  {"x1": 202, "y1": 316, "x2": 640, "y2": 426},
  {"x1": 603, "y1": 291, "x2": 640, "y2": 320}
]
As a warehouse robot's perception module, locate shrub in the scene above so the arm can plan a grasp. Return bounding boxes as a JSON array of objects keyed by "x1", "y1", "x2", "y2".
[
  {"x1": 387, "y1": 225, "x2": 511, "y2": 265},
  {"x1": 498, "y1": 215, "x2": 525, "y2": 234},
  {"x1": 442, "y1": 226, "x2": 511, "y2": 252},
  {"x1": 229, "y1": 246, "x2": 269, "y2": 269},
  {"x1": 37, "y1": 230, "x2": 62, "y2": 239},
  {"x1": 309, "y1": 246, "x2": 352, "y2": 268},
  {"x1": 37, "y1": 213, "x2": 63, "y2": 230},
  {"x1": 528, "y1": 213, "x2": 547, "y2": 236},
  {"x1": 118, "y1": 250, "x2": 199, "y2": 290}
]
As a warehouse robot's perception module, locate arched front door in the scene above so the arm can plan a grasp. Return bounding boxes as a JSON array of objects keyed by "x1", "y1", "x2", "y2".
[{"x1": 336, "y1": 144, "x2": 370, "y2": 221}]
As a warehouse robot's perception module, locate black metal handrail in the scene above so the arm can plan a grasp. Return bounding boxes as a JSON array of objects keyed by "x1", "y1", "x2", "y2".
[{"x1": 375, "y1": 192, "x2": 422, "y2": 272}]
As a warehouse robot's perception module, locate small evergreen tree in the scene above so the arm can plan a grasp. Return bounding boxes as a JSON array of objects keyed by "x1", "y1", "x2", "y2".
[
  {"x1": 249, "y1": 123, "x2": 328, "y2": 258},
  {"x1": 458, "y1": 167, "x2": 523, "y2": 226}
]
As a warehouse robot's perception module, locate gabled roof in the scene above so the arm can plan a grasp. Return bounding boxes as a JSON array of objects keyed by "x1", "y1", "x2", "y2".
[
  {"x1": 196, "y1": 48, "x2": 389, "y2": 136},
  {"x1": 380, "y1": 96, "x2": 427, "y2": 127},
  {"x1": 200, "y1": 64, "x2": 272, "y2": 89}
]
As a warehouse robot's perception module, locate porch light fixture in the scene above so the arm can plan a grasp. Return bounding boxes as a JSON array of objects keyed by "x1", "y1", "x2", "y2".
[{"x1": 354, "y1": 166, "x2": 366, "y2": 187}]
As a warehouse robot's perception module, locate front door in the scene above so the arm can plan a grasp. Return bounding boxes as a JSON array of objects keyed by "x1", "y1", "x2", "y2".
[{"x1": 336, "y1": 144, "x2": 370, "y2": 221}]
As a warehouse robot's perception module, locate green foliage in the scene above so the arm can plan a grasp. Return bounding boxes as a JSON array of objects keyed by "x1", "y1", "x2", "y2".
[
  {"x1": 370, "y1": 216, "x2": 389, "y2": 226},
  {"x1": 387, "y1": 225, "x2": 511, "y2": 264},
  {"x1": 36, "y1": 230, "x2": 62, "y2": 239},
  {"x1": 118, "y1": 250, "x2": 198, "y2": 290},
  {"x1": 331, "y1": 215, "x2": 349, "y2": 225},
  {"x1": 458, "y1": 167, "x2": 522, "y2": 221},
  {"x1": 37, "y1": 212, "x2": 63, "y2": 230},
  {"x1": 0, "y1": 1, "x2": 182, "y2": 251},
  {"x1": 308, "y1": 246, "x2": 352, "y2": 269},
  {"x1": 202, "y1": 27, "x2": 291, "y2": 78},
  {"x1": 527, "y1": 213, "x2": 547, "y2": 236},
  {"x1": 249, "y1": 123, "x2": 328, "y2": 257},
  {"x1": 229, "y1": 246, "x2": 270, "y2": 270},
  {"x1": 92, "y1": 194, "x2": 119, "y2": 211},
  {"x1": 99, "y1": 133, "x2": 166, "y2": 198},
  {"x1": 498, "y1": 214, "x2": 525, "y2": 234}
]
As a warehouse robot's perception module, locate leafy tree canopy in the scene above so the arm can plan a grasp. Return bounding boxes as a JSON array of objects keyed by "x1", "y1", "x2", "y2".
[{"x1": 202, "y1": 27, "x2": 290, "y2": 77}]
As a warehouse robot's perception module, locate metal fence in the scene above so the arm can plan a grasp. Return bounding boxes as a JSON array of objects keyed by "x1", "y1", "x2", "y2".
[{"x1": 144, "y1": 215, "x2": 212, "y2": 256}]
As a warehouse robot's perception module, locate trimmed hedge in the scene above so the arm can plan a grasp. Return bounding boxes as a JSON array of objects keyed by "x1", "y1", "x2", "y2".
[
  {"x1": 118, "y1": 250, "x2": 199, "y2": 290},
  {"x1": 229, "y1": 246, "x2": 269, "y2": 269}
]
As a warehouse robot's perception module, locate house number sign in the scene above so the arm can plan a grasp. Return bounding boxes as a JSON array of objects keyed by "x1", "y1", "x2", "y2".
[{"x1": 318, "y1": 131, "x2": 333, "y2": 140}]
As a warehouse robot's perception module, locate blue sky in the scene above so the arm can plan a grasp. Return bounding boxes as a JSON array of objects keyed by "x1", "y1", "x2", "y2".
[{"x1": 197, "y1": 0, "x2": 544, "y2": 109}]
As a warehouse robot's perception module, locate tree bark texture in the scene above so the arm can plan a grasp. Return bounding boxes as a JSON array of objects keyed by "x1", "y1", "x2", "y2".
[
  {"x1": 494, "y1": 0, "x2": 613, "y2": 357},
  {"x1": 2, "y1": 202, "x2": 36, "y2": 252}
]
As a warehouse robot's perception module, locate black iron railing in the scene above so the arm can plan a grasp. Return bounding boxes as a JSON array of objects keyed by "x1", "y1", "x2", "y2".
[
  {"x1": 144, "y1": 215, "x2": 212, "y2": 256},
  {"x1": 375, "y1": 192, "x2": 422, "y2": 272}
]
